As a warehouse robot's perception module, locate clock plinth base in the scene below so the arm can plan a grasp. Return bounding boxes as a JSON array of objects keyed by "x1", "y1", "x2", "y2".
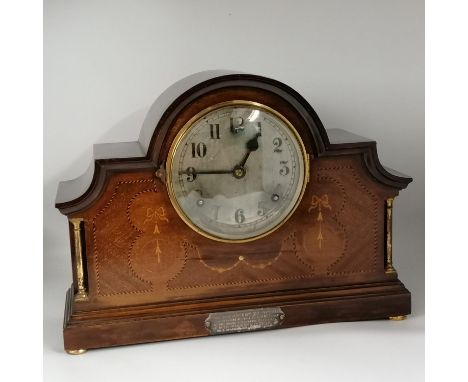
[{"x1": 63, "y1": 280, "x2": 410, "y2": 352}]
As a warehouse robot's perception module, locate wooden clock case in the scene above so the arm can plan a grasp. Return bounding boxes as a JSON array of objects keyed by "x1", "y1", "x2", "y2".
[{"x1": 55, "y1": 72, "x2": 412, "y2": 353}]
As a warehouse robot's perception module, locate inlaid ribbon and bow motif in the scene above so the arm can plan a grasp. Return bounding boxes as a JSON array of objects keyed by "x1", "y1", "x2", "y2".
[{"x1": 127, "y1": 190, "x2": 186, "y2": 285}]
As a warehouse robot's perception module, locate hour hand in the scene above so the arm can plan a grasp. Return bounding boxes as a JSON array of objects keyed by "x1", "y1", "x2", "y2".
[
  {"x1": 239, "y1": 132, "x2": 261, "y2": 167},
  {"x1": 247, "y1": 132, "x2": 261, "y2": 151}
]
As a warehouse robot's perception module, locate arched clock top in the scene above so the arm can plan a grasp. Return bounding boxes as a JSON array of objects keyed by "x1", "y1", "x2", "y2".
[{"x1": 55, "y1": 72, "x2": 411, "y2": 215}]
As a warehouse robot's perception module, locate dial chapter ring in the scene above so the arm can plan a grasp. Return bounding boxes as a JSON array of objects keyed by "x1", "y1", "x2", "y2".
[{"x1": 165, "y1": 100, "x2": 309, "y2": 243}]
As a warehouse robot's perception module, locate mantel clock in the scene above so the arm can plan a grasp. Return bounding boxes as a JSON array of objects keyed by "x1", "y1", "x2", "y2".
[{"x1": 55, "y1": 72, "x2": 412, "y2": 354}]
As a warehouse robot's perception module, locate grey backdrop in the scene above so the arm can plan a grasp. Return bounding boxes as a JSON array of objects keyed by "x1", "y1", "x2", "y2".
[{"x1": 44, "y1": 1, "x2": 424, "y2": 381}]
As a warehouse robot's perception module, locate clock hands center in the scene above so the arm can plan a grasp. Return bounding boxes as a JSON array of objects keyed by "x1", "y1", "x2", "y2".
[
  {"x1": 180, "y1": 132, "x2": 262, "y2": 180},
  {"x1": 230, "y1": 132, "x2": 262, "y2": 179}
]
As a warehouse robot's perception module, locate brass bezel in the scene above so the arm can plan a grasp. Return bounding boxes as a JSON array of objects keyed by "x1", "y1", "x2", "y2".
[{"x1": 166, "y1": 100, "x2": 309, "y2": 243}]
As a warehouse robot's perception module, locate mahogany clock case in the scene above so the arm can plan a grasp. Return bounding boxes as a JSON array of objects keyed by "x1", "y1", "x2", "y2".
[{"x1": 55, "y1": 72, "x2": 412, "y2": 352}]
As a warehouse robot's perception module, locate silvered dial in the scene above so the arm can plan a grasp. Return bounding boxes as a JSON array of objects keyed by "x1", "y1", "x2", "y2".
[{"x1": 167, "y1": 101, "x2": 307, "y2": 242}]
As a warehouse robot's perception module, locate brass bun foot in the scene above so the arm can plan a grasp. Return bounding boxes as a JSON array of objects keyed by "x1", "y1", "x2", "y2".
[
  {"x1": 66, "y1": 349, "x2": 87, "y2": 355},
  {"x1": 388, "y1": 315, "x2": 407, "y2": 321}
]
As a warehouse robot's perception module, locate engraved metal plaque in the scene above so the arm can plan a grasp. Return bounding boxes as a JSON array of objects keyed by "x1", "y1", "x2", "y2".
[{"x1": 205, "y1": 307, "x2": 285, "y2": 335}]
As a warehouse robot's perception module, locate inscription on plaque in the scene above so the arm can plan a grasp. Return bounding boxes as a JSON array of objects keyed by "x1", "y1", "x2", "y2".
[{"x1": 205, "y1": 307, "x2": 285, "y2": 335}]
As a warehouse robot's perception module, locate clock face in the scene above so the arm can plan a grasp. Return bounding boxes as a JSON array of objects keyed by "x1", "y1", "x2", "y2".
[{"x1": 166, "y1": 101, "x2": 308, "y2": 242}]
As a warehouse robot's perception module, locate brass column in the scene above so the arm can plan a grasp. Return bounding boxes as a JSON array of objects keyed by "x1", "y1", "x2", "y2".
[
  {"x1": 385, "y1": 197, "x2": 397, "y2": 274},
  {"x1": 69, "y1": 218, "x2": 88, "y2": 301}
]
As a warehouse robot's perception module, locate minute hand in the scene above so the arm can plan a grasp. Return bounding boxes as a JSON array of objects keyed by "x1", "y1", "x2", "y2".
[
  {"x1": 178, "y1": 168, "x2": 232, "y2": 176},
  {"x1": 238, "y1": 132, "x2": 261, "y2": 167},
  {"x1": 191, "y1": 169, "x2": 232, "y2": 174}
]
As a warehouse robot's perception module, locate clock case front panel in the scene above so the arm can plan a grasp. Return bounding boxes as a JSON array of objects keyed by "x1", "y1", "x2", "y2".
[{"x1": 56, "y1": 72, "x2": 412, "y2": 352}]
